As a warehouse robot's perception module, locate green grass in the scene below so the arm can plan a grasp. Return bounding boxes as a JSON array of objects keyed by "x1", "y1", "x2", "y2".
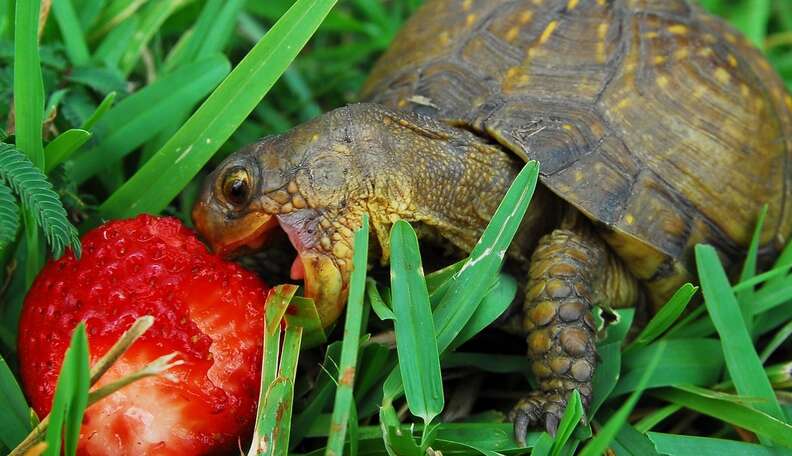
[{"x1": 0, "y1": 0, "x2": 791, "y2": 455}]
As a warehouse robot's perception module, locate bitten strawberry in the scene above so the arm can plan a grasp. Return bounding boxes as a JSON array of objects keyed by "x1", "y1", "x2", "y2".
[{"x1": 18, "y1": 215, "x2": 269, "y2": 456}]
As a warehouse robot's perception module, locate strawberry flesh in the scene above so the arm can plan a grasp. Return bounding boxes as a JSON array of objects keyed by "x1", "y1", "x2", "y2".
[{"x1": 18, "y1": 215, "x2": 269, "y2": 455}]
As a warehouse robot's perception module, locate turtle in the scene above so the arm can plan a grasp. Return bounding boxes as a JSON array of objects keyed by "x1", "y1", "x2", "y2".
[{"x1": 192, "y1": 0, "x2": 792, "y2": 441}]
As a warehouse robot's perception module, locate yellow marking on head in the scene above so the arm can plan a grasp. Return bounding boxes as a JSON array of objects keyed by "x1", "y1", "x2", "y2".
[
  {"x1": 520, "y1": 11, "x2": 534, "y2": 24},
  {"x1": 567, "y1": 0, "x2": 579, "y2": 10},
  {"x1": 462, "y1": 0, "x2": 473, "y2": 11},
  {"x1": 674, "y1": 48, "x2": 689, "y2": 60},
  {"x1": 506, "y1": 26, "x2": 520, "y2": 42},
  {"x1": 575, "y1": 170, "x2": 584, "y2": 181},
  {"x1": 714, "y1": 67, "x2": 730, "y2": 84},
  {"x1": 654, "y1": 55, "x2": 667, "y2": 65},
  {"x1": 539, "y1": 20, "x2": 558, "y2": 44},
  {"x1": 697, "y1": 47, "x2": 713, "y2": 57},
  {"x1": 562, "y1": 124, "x2": 573, "y2": 131},
  {"x1": 724, "y1": 33, "x2": 737, "y2": 44},
  {"x1": 625, "y1": 214, "x2": 635, "y2": 225},
  {"x1": 656, "y1": 75, "x2": 669, "y2": 88},
  {"x1": 740, "y1": 83, "x2": 750, "y2": 98},
  {"x1": 465, "y1": 14, "x2": 477, "y2": 27},
  {"x1": 727, "y1": 54, "x2": 738, "y2": 67},
  {"x1": 667, "y1": 24, "x2": 687, "y2": 35}
]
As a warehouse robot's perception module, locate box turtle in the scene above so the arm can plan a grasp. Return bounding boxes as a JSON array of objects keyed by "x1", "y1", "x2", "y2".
[{"x1": 192, "y1": 0, "x2": 792, "y2": 442}]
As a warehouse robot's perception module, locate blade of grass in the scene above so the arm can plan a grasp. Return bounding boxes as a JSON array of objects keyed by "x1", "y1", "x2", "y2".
[
  {"x1": 448, "y1": 273, "x2": 517, "y2": 351},
  {"x1": 14, "y1": 0, "x2": 45, "y2": 287},
  {"x1": 760, "y1": 319, "x2": 792, "y2": 362},
  {"x1": 367, "y1": 278, "x2": 395, "y2": 321},
  {"x1": 284, "y1": 296, "x2": 326, "y2": 349},
  {"x1": 589, "y1": 309, "x2": 634, "y2": 418},
  {"x1": 626, "y1": 283, "x2": 696, "y2": 349},
  {"x1": 612, "y1": 338, "x2": 723, "y2": 396},
  {"x1": 648, "y1": 432, "x2": 787, "y2": 456},
  {"x1": 326, "y1": 214, "x2": 369, "y2": 456},
  {"x1": 51, "y1": 0, "x2": 90, "y2": 66},
  {"x1": 71, "y1": 55, "x2": 230, "y2": 184},
  {"x1": 89, "y1": 0, "x2": 148, "y2": 39},
  {"x1": 43, "y1": 323, "x2": 89, "y2": 456},
  {"x1": 92, "y1": 16, "x2": 138, "y2": 68},
  {"x1": 162, "y1": 0, "x2": 223, "y2": 72},
  {"x1": 118, "y1": 0, "x2": 190, "y2": 75},
  {"x1": 549, "y1": 390, "x2": 583, "y2": 456},
  {"x1": 578, "y1": 343, "x2": 664, "y2": 456},
  {"x1": 79, "y1": 91, "x2": 116, "y2": 131},
  {"x1": 695, "y1": 244, "x2": 784, "y2": 430},
  {"x1": 0, "y1": 354, "x2": 31, "y2": 449},
  {"x1": 274, "y1": 325, "x2": 302, "y2": 452},
  {"x1": 98, "y1": 0, "x2": 339, "y2": 219},
  {"x1": 653, "y1": 387, "x2": 792, "y2": 447},
  {"x1": 389, "y1": 220, "x2": 444, "y2": 425},
  {"x1": 44, "y1": 129, "x2": 91, "y2": 173},
  {"x1": 737, "y1": 205, "x2": 767, "y2": 332}
]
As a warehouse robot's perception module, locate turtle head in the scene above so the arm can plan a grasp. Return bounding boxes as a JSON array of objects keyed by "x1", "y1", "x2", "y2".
[{"x1": 193, "y1": 105, "x2": 374, "y2": 327}]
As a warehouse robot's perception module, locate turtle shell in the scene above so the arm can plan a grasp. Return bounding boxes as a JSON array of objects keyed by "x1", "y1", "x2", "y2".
[{"x1": 361, "y1": 0, "x2": 792, "y2": 304}]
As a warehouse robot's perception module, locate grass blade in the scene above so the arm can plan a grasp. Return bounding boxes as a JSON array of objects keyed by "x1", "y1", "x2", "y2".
[
  {"x1": 326, "y1": 215, "x2": 369, "y2": 456},
  {"x1": 760, "y1": 319, "x2": 792, "y2": 362},
  {"x1": 695, "y1": 244, "x2": 784, "y2": 429},
  {"x1": 98, "y1": 0, "x2": 339, "y2": 219},
  {"x1": 118, "y1": 0, "x2": 190, "y2": 75},
  {"x1": 389, "y1": 220, "x2": 444, "y2": 425},
  {"x1": 549, "y1": 390, "x2": 583, "y2": 456},
  {"x1": 648, "y1": 432, "x2": 787, "y2": 455},
  {"x1": 627, "y1": 283, "x2": 697, "y2": 349},
  {"x1": 71, "y1": 56, "x2": 230, "y2": 184},
  {"x1": 44, "y1": 129, "x2": 91, "y2": 173},
  {"x1": 653, "y1": 387, "x2": 792, "y2": 447},
  {"x1": 92, "y1": 16, "x2": 138, "y2": 68},
  {"x1": 578, "y1": 342, "x2": 664, "y2": 456},
  {"x1": 51, "y1": 0, "x2": 90, "y2": 66},
  {"x1": 80, "y1": 91, "x2": 117, "y2": 131},
  {"x1": 0, "y1": 354, "x2": 31, "y2": 449},
  {"x1": 43, "y1": 323, "x2": 89, "y2": 456}
]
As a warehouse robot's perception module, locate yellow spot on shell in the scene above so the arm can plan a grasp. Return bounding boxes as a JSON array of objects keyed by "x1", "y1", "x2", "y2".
[
  {"x1": 674, "y1": 48, "x2": 689, "y2": 59},
  {"x1": 562, "y1": 124, "x2": 573, "y2": 131},
  {"x1": 714, "y1": 67, "x2": 730, "y2": 84},
  {"x1": 724, "y1": 33, "x2": 737, "y2": 44},
  {"x1": 519, "y1": 11, "x2": 534, "y2": 24},
  {"x1": 597, "y1": 23, "x2": 609, "y2": 63},
  {"x1": 654, "y1": 55, "x2": 667, "y2": 65},
  {"x1": 505, "y1": 66, "x2": 521, "y2": 79},
  {"x1": 617, "y1": 98, "x2": 631, "y2": 109},
  {"x1": 643, "y1": 31, "x2": 659, "y2": 39},
  {"x1": 656, "y1": 75, "x2": 669, "y2": 88},
  {"x1": 785, "y1": 94, "x2": 792, "y2": 110},
  {"x1": 465, "y1": 14, "x2": 477, "y2": 27},
  {"x1": 506, "y1": 26, "x2": 520, "y2": 42},
  {"x1": 667, "y1": 24, "x2": 688, "y2": 35},
  {"x1": 567, "y1": 0, "x2": 578, "y2": 10},
  {"x1": 539, "y1": 20, "x2": 558, "y2": 44},
  {"x1": 439, "y1": 31, "x2": 450, "y2": 45},
  {"x1": 596, "y1": 0, "x2": 605, "y2": 4},
  {"x1": 625, "y1": 214, "x2": 635, "y2": 225},
  {"x1": 703, "y1": 33, "x2": 717, "y2": 43},
  {"x1": 755, "y1": 98, "x2": 765, "y2": 111},
  {"x1": 311, "y1": 134, "x2": 319, "y2": 142},
  {"x1": 697, "y1": 47, "x2": 713, "y2": 57},
  {"x1": 727, "y1": 54, "x2": 738, "y2": 67},
  {"x1": 575, "y1": 170, "x2": 584, "y2": 181},
  {"x1": 532, "y1": 0, "x2": 543, "y2": 5},
  {"x1": 398, "y1": 99, "x2": 408, "y2": 108},
  {"x1": 693, "y1": 85, "x2": 707, "y2": 98},
  {"x1": 740, "y1": 84, "x2": 750, "y2": 98},
  {"x1": 462, "y1": 0, "x2": 473, "y2": 11}
]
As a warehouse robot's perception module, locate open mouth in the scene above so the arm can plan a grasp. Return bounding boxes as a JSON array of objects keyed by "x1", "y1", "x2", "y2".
[{"x1": 212, "y1": 213, "x2": 347, "y2": 328}]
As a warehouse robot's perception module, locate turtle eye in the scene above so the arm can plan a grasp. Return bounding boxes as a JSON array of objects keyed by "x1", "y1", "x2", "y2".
[{"x1": 221, "y1": 167, "x2": 252, "y2": 207}]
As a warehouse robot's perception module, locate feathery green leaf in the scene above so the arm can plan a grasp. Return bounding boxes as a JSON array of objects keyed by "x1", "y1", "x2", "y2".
[{"x1": 0, "y1": 179, "x2": 19, "y2": 250}]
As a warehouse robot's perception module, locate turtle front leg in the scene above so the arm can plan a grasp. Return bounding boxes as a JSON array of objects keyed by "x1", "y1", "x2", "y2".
[{"x1": 510, "y1": 228, "x2": 636, "y2": 443}]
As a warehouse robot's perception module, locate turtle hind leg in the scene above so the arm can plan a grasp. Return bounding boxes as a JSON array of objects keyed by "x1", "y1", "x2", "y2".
[{"x1": 510, "y1": 227, "x2": 634, "y2": 443}]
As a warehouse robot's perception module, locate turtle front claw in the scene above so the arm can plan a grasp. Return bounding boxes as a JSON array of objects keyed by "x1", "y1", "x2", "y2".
[{"x1": 509, "y1": 392, "x2": 567, "y2": 444}]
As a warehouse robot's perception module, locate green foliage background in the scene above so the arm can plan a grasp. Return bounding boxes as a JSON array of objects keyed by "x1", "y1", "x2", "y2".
[{"x1": 0, "y1": 0, "x2": 791, "y2": 455}]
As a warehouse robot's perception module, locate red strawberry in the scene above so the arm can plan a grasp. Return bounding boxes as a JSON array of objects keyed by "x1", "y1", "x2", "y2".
[{"x1": 18, "y1": 215, "x2": 269, "y2": 456}]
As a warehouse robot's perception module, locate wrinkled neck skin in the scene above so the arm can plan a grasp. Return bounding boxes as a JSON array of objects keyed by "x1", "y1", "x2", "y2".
[{"x1": 323, "y1": 103, "x2": 550, "y2": 264}]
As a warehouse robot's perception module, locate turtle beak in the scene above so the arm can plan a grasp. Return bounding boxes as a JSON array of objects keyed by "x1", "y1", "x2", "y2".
[{"x1": 193, "y1": 200, "x2": 348, "y2": 328}]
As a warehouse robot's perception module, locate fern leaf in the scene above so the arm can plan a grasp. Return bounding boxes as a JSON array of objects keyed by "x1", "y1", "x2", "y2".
[
  {"x1": 0, "y1": 179, "x2": 19, "y2": 249},
  {"x1": 0, "y1": 144, "x2": 81, "y2": 258}
]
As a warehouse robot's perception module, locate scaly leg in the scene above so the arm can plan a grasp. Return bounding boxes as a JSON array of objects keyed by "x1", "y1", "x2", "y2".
[{"x1": 510, "y1": 227, "x2": 637, "y2": 442}]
